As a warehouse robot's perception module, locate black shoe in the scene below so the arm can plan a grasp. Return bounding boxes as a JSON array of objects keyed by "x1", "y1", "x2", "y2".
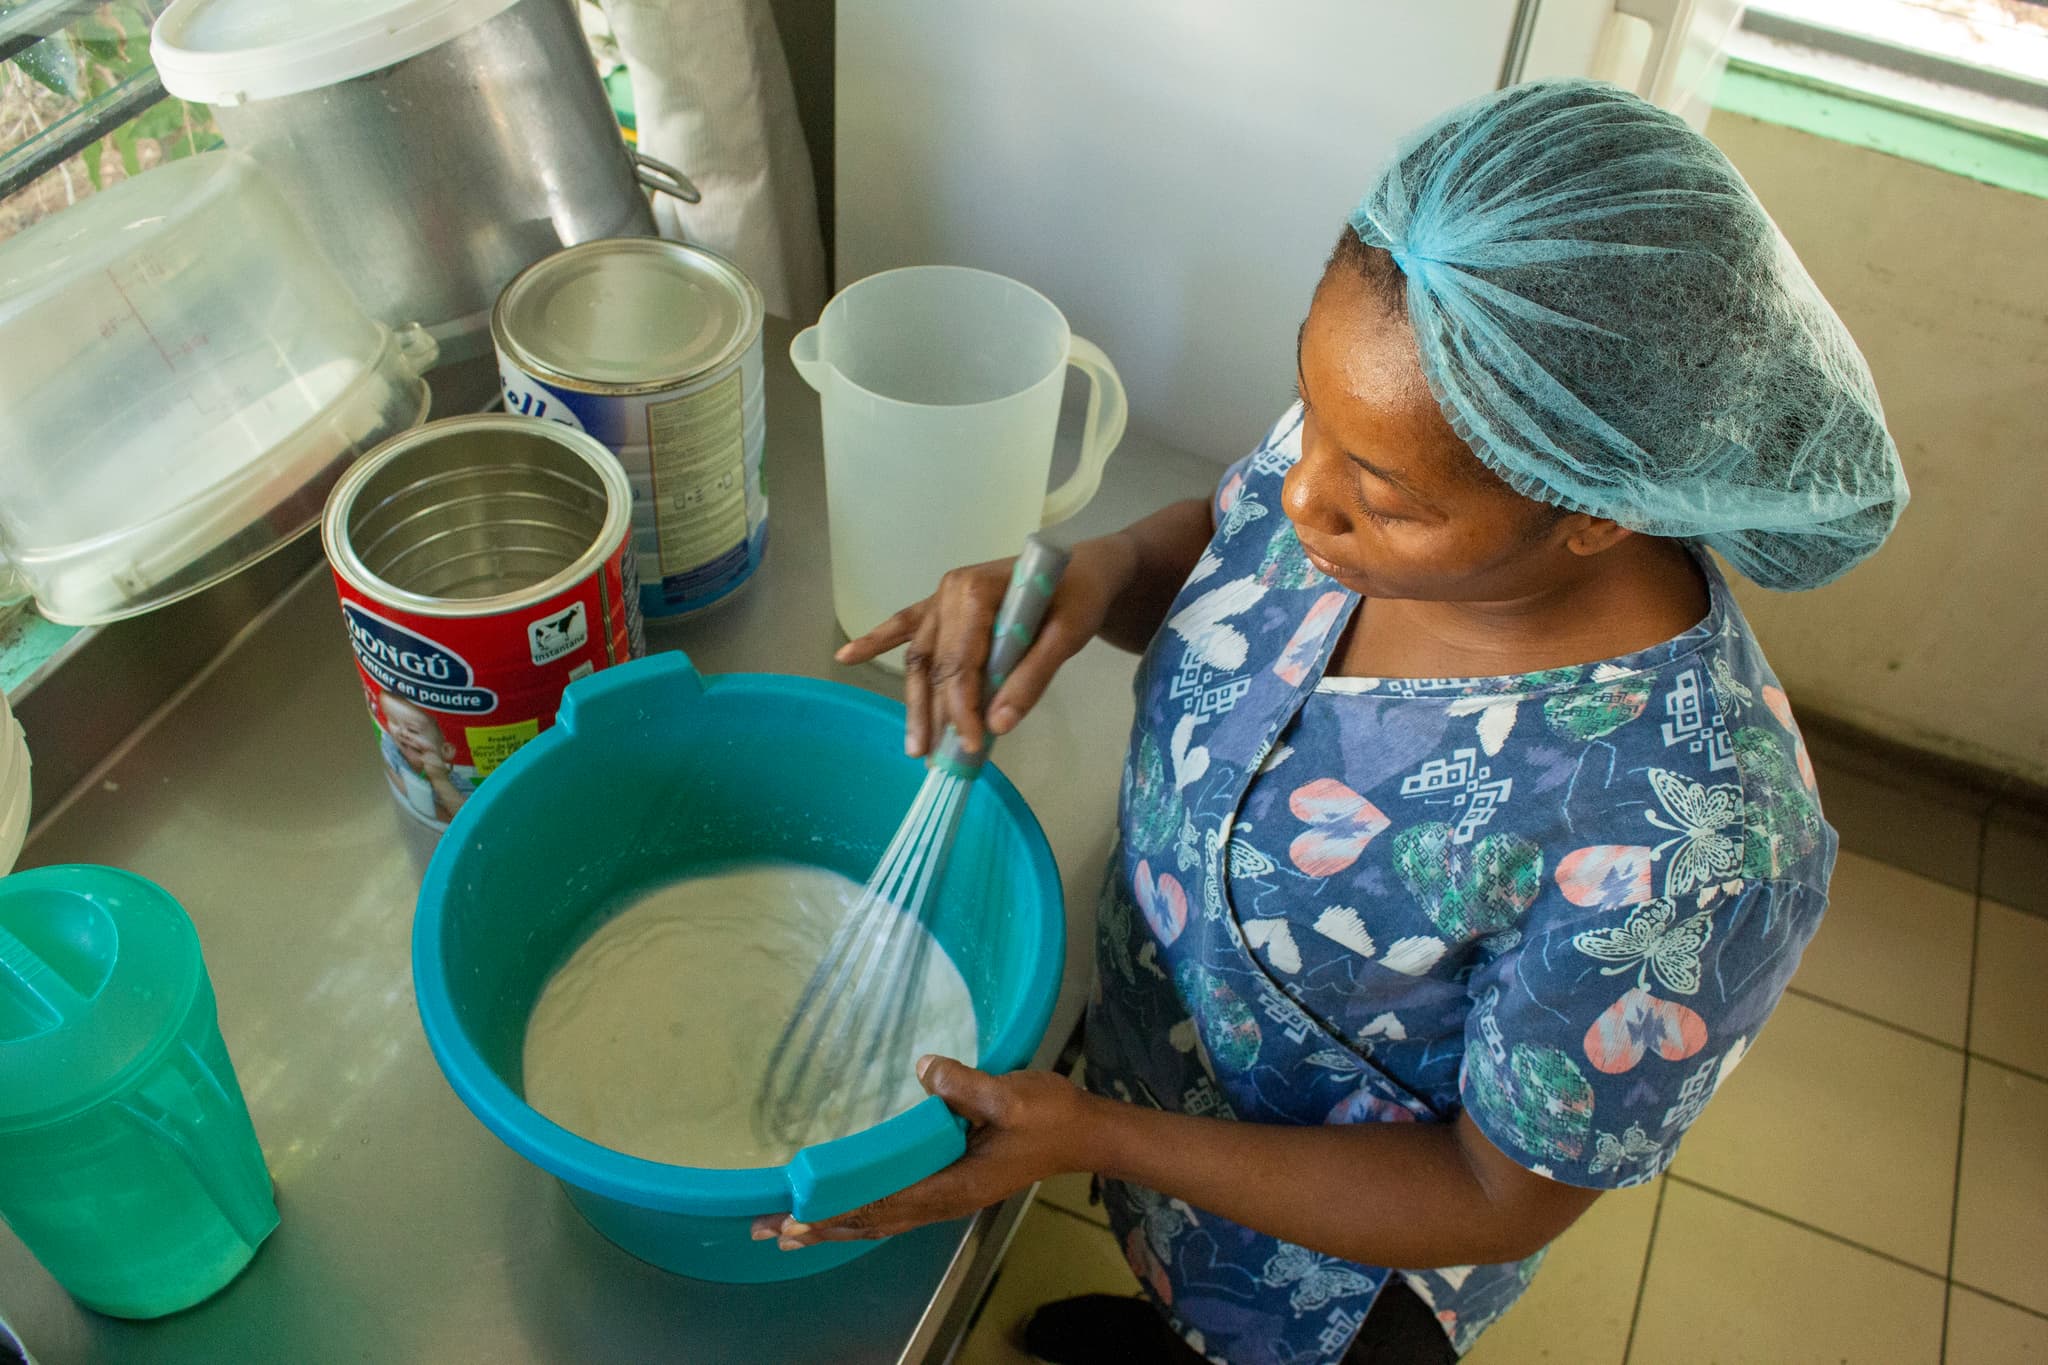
[{"x1": 1020, "y1": 1294, "x2": 1206, "y2": 1364}]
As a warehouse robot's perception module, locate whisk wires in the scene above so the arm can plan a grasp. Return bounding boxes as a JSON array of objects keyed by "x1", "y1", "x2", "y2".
[
  {"x1": 752, "y1": 535, "x2": 1069, "y2": 1157},
  {"x1": 754, "y1": 767, "x2": 969, "y2": 1151}
]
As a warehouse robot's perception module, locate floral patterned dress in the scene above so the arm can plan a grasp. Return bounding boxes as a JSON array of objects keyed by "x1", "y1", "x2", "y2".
[{"x1": 1082, "y1": 406, "x2": 1835, "y2": 1364}]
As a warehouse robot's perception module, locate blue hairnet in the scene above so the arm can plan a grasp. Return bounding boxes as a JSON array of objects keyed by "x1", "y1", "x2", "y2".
[{"x1": 1349, "y1": 78, "x2": 1906, "y2": 590}]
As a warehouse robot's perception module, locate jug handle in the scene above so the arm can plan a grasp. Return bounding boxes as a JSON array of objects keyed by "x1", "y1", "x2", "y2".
[
  {"x1": 109, "y1": 1040, "x2": 279, "y2": 1249},
  {"x1": 789, "y1": 326, "x2": 827, "y2": 392},
  {"x1": 1040, "y1": 335, "x2": 1128, "y2": 528}
]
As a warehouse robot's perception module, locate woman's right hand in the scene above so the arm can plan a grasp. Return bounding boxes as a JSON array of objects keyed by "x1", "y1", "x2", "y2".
[{"x1": 836, "y1": 533, "x2": 1140, "y2": 758}]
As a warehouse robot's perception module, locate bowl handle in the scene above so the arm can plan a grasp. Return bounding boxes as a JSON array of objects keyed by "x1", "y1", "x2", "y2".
[
  {"x1": 785, "y1": 1096, "x2": 968, "y2": 1223},
  {"x1": 557, "y1": 652, "x2": 705, "y2": 737}
]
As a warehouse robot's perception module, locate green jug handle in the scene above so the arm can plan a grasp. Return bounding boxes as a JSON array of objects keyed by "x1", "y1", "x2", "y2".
[{"x1": 110, "y1": 1040, "x2": 279, "y2": 1249}]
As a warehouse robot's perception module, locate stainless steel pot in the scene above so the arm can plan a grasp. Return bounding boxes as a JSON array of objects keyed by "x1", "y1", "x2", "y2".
[{"x1": 201, "y1": 0, "x2": 697, "y2": 411}]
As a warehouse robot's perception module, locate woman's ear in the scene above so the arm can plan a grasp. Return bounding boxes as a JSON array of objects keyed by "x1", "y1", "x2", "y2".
[{"x1": 1560, "y1": 515, "x2": 1635, "y2": 558}]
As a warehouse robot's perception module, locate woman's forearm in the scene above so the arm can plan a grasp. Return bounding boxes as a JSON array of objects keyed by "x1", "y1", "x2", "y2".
[
  {"x1": 1081, "y1": 1091, "x2": 1595, "y2": 1269},
  {"x1": 1095, "y1": 498, "x2": 1214, "y2": 653}
]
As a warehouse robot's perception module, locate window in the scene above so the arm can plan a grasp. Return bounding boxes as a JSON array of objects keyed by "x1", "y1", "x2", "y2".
[
  {"x1": 1731, "y1": 0, "x2": 2048, "y2": 141},
  {"x1": 0, "y1": 1, "x2": 221, "y2": 244}
]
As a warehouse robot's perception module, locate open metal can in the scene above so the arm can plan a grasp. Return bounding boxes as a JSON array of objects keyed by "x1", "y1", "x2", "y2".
[
  {"x1": 321, "y1": 415, "x2": 643, "y2": 830},
  {"x1": 494, "y1": 238, "x2": 767, "y2": 619}
]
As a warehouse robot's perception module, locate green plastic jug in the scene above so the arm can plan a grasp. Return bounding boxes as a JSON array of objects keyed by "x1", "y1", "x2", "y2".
[{"x1": 0, "y1": 865, "x2": 277, "y2": 1318}]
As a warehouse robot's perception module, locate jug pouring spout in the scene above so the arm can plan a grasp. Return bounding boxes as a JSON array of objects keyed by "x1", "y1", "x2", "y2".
[{"x1": 789, "y1": 326, "x2": 829, "y2": 392}]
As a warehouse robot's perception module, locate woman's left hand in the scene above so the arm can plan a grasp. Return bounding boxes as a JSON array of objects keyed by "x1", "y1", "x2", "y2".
[{"x1": 753, "y1": 1057, "x2": 1101, "y2": 1251}]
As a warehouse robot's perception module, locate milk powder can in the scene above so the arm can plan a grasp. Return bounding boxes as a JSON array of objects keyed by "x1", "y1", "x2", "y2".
[
  {"x1": 321, "y1": 415, "x2": 643, "y2": 830},
  {"x1": 494, "y1": 239, "x2": 767, "y2": 619}
]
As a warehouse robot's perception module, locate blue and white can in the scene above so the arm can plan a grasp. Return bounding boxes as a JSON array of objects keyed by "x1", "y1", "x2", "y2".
[{"x1": 494, "y1": 239, "x2": 767, "y2": 618}]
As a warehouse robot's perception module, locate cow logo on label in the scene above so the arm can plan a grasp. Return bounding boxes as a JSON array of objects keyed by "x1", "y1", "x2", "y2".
[
  {"x1": 528, "y1": 601, "x2": 588, "y2": 665},
  {"x1": 341, "y1": 604, "x2": 499, "y2": 714}
]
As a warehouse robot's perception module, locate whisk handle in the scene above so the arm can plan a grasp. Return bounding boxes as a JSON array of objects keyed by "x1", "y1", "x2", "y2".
[
  {"x1": 930, "y1": 535, "x2": 1071, "y2": 779},
  {"x1": 986, "y1": 536, "x2": 1072, "y2": 691}
]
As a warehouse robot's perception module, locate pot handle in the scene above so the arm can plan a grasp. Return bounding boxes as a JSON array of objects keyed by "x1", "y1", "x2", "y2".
[{"x1": 634, "y1": 153, "x2": 702, "y2": 206}]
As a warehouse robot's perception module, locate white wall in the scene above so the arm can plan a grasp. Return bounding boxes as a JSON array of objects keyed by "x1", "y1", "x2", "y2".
[
  {"x1": 1704, "y1": 112, "x2": 2048, "y2": 785},
  {"x1": 832, "y1": 1, "x2": 1518, "y2": 464},
  {"x1": 763, "y1": 0, "x2": 833, "y2": 264}
]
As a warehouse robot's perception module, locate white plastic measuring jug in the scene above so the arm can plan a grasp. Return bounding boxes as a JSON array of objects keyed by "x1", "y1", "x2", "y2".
[{"x1": 790, "y1": 267, "x2": 1127, "y2": 668}]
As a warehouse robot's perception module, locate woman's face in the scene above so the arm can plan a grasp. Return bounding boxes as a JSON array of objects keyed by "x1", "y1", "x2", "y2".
[{"x1": 1281, "y1": 264, "x2": 1580, "y2": 603}]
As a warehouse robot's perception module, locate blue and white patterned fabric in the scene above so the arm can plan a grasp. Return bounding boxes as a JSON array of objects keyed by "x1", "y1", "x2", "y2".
[{"x1": 1082, "y1": 406, "x2": 1836, "y2": 1363}]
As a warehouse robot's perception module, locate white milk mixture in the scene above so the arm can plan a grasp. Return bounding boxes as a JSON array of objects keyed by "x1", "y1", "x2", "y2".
[{"x1": 521, "y1": 862, "x2": 978, "y2": 1168}]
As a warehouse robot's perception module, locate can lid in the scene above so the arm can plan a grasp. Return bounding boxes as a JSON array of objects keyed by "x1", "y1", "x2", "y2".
[
  {"x1": 0, "y1": 866, "x2": 204, "y2": 1131},
  {"x1": 151, "y1": 0, "x2": 521, "y2": 105},
  {"x1": 494, "y1": 239, "x2": 764, "y2": 391}
]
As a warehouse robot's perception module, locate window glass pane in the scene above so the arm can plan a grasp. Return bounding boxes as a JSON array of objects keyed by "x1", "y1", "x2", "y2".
[
  {"x1": 1750, "y1": 0, "x2": 2048, "y2": 83},
  {"x1": 1, "y1": 1, "x2": 220, "y2": 243}
]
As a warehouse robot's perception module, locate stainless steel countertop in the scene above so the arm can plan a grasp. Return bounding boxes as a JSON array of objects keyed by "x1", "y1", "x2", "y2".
[{"x1": 1, "y1": 316, "x2": 1218, "y2": 1364}]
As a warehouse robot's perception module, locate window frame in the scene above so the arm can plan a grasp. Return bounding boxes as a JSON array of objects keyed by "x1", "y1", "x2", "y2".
[{"x1": 0, "y1": 0, "x2": 195, "y2": 202}]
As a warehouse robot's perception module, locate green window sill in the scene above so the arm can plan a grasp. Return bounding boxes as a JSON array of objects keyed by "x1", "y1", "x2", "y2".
[
  {"x1": 1, "y1": 609, "x2": 81, "y2": 700},
  {"x1": 1716, "y1": 60, "x2": 2048, "y2": 199}
]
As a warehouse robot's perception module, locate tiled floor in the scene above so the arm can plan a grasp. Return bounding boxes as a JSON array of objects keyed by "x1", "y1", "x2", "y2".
[{"x1": 956, "y1": 761, "x2": 2048, "y2": 1364}]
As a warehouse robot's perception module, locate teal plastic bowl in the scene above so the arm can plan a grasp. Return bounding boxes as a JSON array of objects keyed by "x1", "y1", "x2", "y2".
[{"x1": 412, "y1": 652, "x2": 1063, "y2": 1282}]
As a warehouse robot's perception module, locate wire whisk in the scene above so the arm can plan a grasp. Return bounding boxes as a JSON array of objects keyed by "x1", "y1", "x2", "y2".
[{"x1": 755, "y1": 536, "x2": 1071, "y2": 1152}]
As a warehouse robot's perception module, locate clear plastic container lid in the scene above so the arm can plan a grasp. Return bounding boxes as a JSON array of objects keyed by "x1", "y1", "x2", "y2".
[{"x1": 0, "y1": 152, "x2": 435, "y2": 625}]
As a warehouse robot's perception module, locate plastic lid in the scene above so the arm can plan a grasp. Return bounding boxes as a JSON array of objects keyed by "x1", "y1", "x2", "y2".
[
  {"x1": 493, "y1": 239, "x2": 764, "y2": 390},
  {"x1": 151, "y1": 0, "x2": 522, "y2": 105},
  {"x1": 0, "y1": 153, "x2": 236, "y2": 324},
  {"x1": 0, "y1": 866, "x2": 204, "y2": 1131}
]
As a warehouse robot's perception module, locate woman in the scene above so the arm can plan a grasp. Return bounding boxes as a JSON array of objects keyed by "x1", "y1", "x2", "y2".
[{"x1": 758, "y1": 79, "x2": 1906, "y2": 1364}]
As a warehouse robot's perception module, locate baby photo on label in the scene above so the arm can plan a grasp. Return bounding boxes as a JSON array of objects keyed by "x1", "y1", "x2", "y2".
[{"x1": 372, "y1": 687, "x2": 477, "y2": 826}]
